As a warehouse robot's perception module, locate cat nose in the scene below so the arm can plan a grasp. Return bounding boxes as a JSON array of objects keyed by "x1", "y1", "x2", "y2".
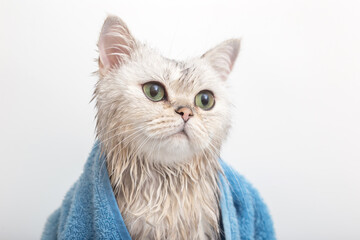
[{"x1": 175, "y1": 107, "x2": 193, "y2": 122}]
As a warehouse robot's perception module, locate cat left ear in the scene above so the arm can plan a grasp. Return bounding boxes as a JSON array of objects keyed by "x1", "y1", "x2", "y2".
[
  {"x1": 98, "y1": 15, "x2": 136, "y2": 74},
  {"x1": 201, "y1": 39, "x2": 241, "y2": 81}
]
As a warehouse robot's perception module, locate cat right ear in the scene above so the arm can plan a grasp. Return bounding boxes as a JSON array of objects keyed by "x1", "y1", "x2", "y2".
[
  {"x1": 201, "y1": 39, "x2": 241, "y2": 81},
  {"x1": 98, "y1": 15, "x2": 136, "y2": 74}
]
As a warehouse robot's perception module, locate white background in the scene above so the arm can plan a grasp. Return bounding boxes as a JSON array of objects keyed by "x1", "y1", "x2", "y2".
[{"x1": 1, "y1": 0, "x2": 359, "y2": 239}]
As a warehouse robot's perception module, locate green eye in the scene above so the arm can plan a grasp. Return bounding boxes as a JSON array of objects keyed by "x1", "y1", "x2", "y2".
[
  {"x1": 195, "y1": 90, "x2": 215, "y2": 110},
  {"x1": 143, "y1": 82, "x2": 165, "y2": 102}
]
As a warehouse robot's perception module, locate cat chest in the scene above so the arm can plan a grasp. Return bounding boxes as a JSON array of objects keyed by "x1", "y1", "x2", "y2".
[{"x1": 115, "y1": 183, "x2": 220, "y2": 240}]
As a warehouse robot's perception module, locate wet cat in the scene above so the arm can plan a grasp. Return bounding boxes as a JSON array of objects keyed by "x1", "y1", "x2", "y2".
[{"x1": 95, "y1": 15, "x2": 240, "y2": 240}]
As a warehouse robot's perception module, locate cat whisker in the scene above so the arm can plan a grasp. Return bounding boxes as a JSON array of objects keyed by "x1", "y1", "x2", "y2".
[
  {"x1": 96, "y1": 120, "x2": 147, "y2": 139},
  {"x1": 97, "y1": 124, "x2": 147, "y2": 146},
  {"x1": 95, "y1": 127, "x2": 146, "y2": 161},
  {"x1": 105, "y1": 126, "x2": 148, "y2": 158},
  {"x1": 101, "y1": 132, "x2": 145, "y2": 189},
  {"x1": 98, "y1": 126, "x2": 148, "y2": 179}
]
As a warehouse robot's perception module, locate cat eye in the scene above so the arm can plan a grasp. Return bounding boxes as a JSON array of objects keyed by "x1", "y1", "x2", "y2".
[
  {"x1": 195, "y1": 90, "x2": 215, "y2": 110},
  {"x1": 143, "y1": 82, "x2": 166, "y2": 102}
]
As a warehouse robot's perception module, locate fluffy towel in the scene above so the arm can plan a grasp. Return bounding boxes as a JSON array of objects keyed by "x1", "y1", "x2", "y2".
[{"x1": 42, "y1": 142, "x2": 275, "y2": 240}]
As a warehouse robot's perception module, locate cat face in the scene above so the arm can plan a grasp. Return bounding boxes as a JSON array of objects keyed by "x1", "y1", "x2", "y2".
[{"x1": 95, "y1": 16, "x2": 240, "y2": 164}]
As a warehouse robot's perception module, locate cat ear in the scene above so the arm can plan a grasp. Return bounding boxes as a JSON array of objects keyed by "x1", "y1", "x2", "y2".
[
  {"x1": 201, "y1": 39, "x2": 241, "y2": 81},
  {"x1": 98, "y1": 15, "x2": 136, "y2": 73}
]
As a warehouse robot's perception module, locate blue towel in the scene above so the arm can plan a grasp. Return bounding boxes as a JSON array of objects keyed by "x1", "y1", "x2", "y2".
[{"x1": 42, "y1": 142, "x2": 275, "y2": 240}]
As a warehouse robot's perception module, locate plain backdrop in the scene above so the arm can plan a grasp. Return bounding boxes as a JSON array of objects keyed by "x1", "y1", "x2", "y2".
[{"x1": 1, "y1": 0, "x2": 359, "y2": 239}]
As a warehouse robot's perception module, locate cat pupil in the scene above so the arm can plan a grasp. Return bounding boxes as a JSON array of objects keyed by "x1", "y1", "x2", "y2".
[
  {"x1": 150, "y1": 85, "x2": 159, "y2": 97},
  {"x1": 201, "y1": 94, "x2": 209, "y2": 106}
]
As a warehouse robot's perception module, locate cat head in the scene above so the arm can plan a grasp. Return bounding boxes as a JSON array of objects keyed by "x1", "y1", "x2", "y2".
[{"x1": 95, "y1": 15, "x2": 240, "y2": 165}]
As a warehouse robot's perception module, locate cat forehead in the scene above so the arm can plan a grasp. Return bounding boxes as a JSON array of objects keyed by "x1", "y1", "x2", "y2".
[
  {"x1": 139, "y1": 53, "x2": 221, "y2": 94},
  {"x1": 168, "y1": 64, "x2": 213, "y2": 94}
]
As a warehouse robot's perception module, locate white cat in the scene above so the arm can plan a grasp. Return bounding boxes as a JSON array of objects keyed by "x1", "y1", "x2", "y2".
[{"x1": 95, "y1": 15, "x2": 240, "y2": 240}]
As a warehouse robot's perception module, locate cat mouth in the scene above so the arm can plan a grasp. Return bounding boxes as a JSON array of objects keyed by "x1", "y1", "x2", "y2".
[{"x1": 173, "y1": 129, "x2": 188, "y2": 139}]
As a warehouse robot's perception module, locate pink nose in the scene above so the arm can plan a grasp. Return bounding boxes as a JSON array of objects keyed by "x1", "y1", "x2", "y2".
[{"x1": 175, "y1": 107, "x2": 193, "y2": 122}]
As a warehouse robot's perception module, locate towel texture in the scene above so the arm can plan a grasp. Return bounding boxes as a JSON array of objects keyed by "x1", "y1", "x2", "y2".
[{"x1": 42, "y1": 142, "x2": 275, "y2": 240}]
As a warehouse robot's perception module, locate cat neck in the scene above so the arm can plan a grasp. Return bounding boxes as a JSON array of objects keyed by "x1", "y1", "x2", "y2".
[
  {"x1": 105, "y1": 142, "x2": 222, "y2": 201},
  {"x1": 104, "y1": 142, "x2": 222, "y2": 239}
]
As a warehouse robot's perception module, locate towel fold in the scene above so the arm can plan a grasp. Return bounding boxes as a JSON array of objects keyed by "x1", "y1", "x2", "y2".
[{"x1": 42, "y1": 142, "x2": 275, "y2": 240}]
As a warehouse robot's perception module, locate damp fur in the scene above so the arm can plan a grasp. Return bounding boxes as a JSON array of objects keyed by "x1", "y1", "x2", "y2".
[{"x1": 94, "y1": 15, "x2": 240, "y2": 240}]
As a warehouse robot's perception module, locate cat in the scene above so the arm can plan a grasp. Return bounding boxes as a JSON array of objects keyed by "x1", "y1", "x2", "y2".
[{"x1": 94, "y1": 15, "x2": 240, "y2": 240}]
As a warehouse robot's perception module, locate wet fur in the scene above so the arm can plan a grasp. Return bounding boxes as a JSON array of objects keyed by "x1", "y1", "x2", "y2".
[{"x1": 94, "y1": 15, "x2": 240, "y2": 240}]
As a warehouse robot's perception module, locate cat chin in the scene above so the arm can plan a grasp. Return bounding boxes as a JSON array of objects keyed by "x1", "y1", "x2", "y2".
[{"x1": 141, "y1": 135, "x2": 197, "y2": 165}]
